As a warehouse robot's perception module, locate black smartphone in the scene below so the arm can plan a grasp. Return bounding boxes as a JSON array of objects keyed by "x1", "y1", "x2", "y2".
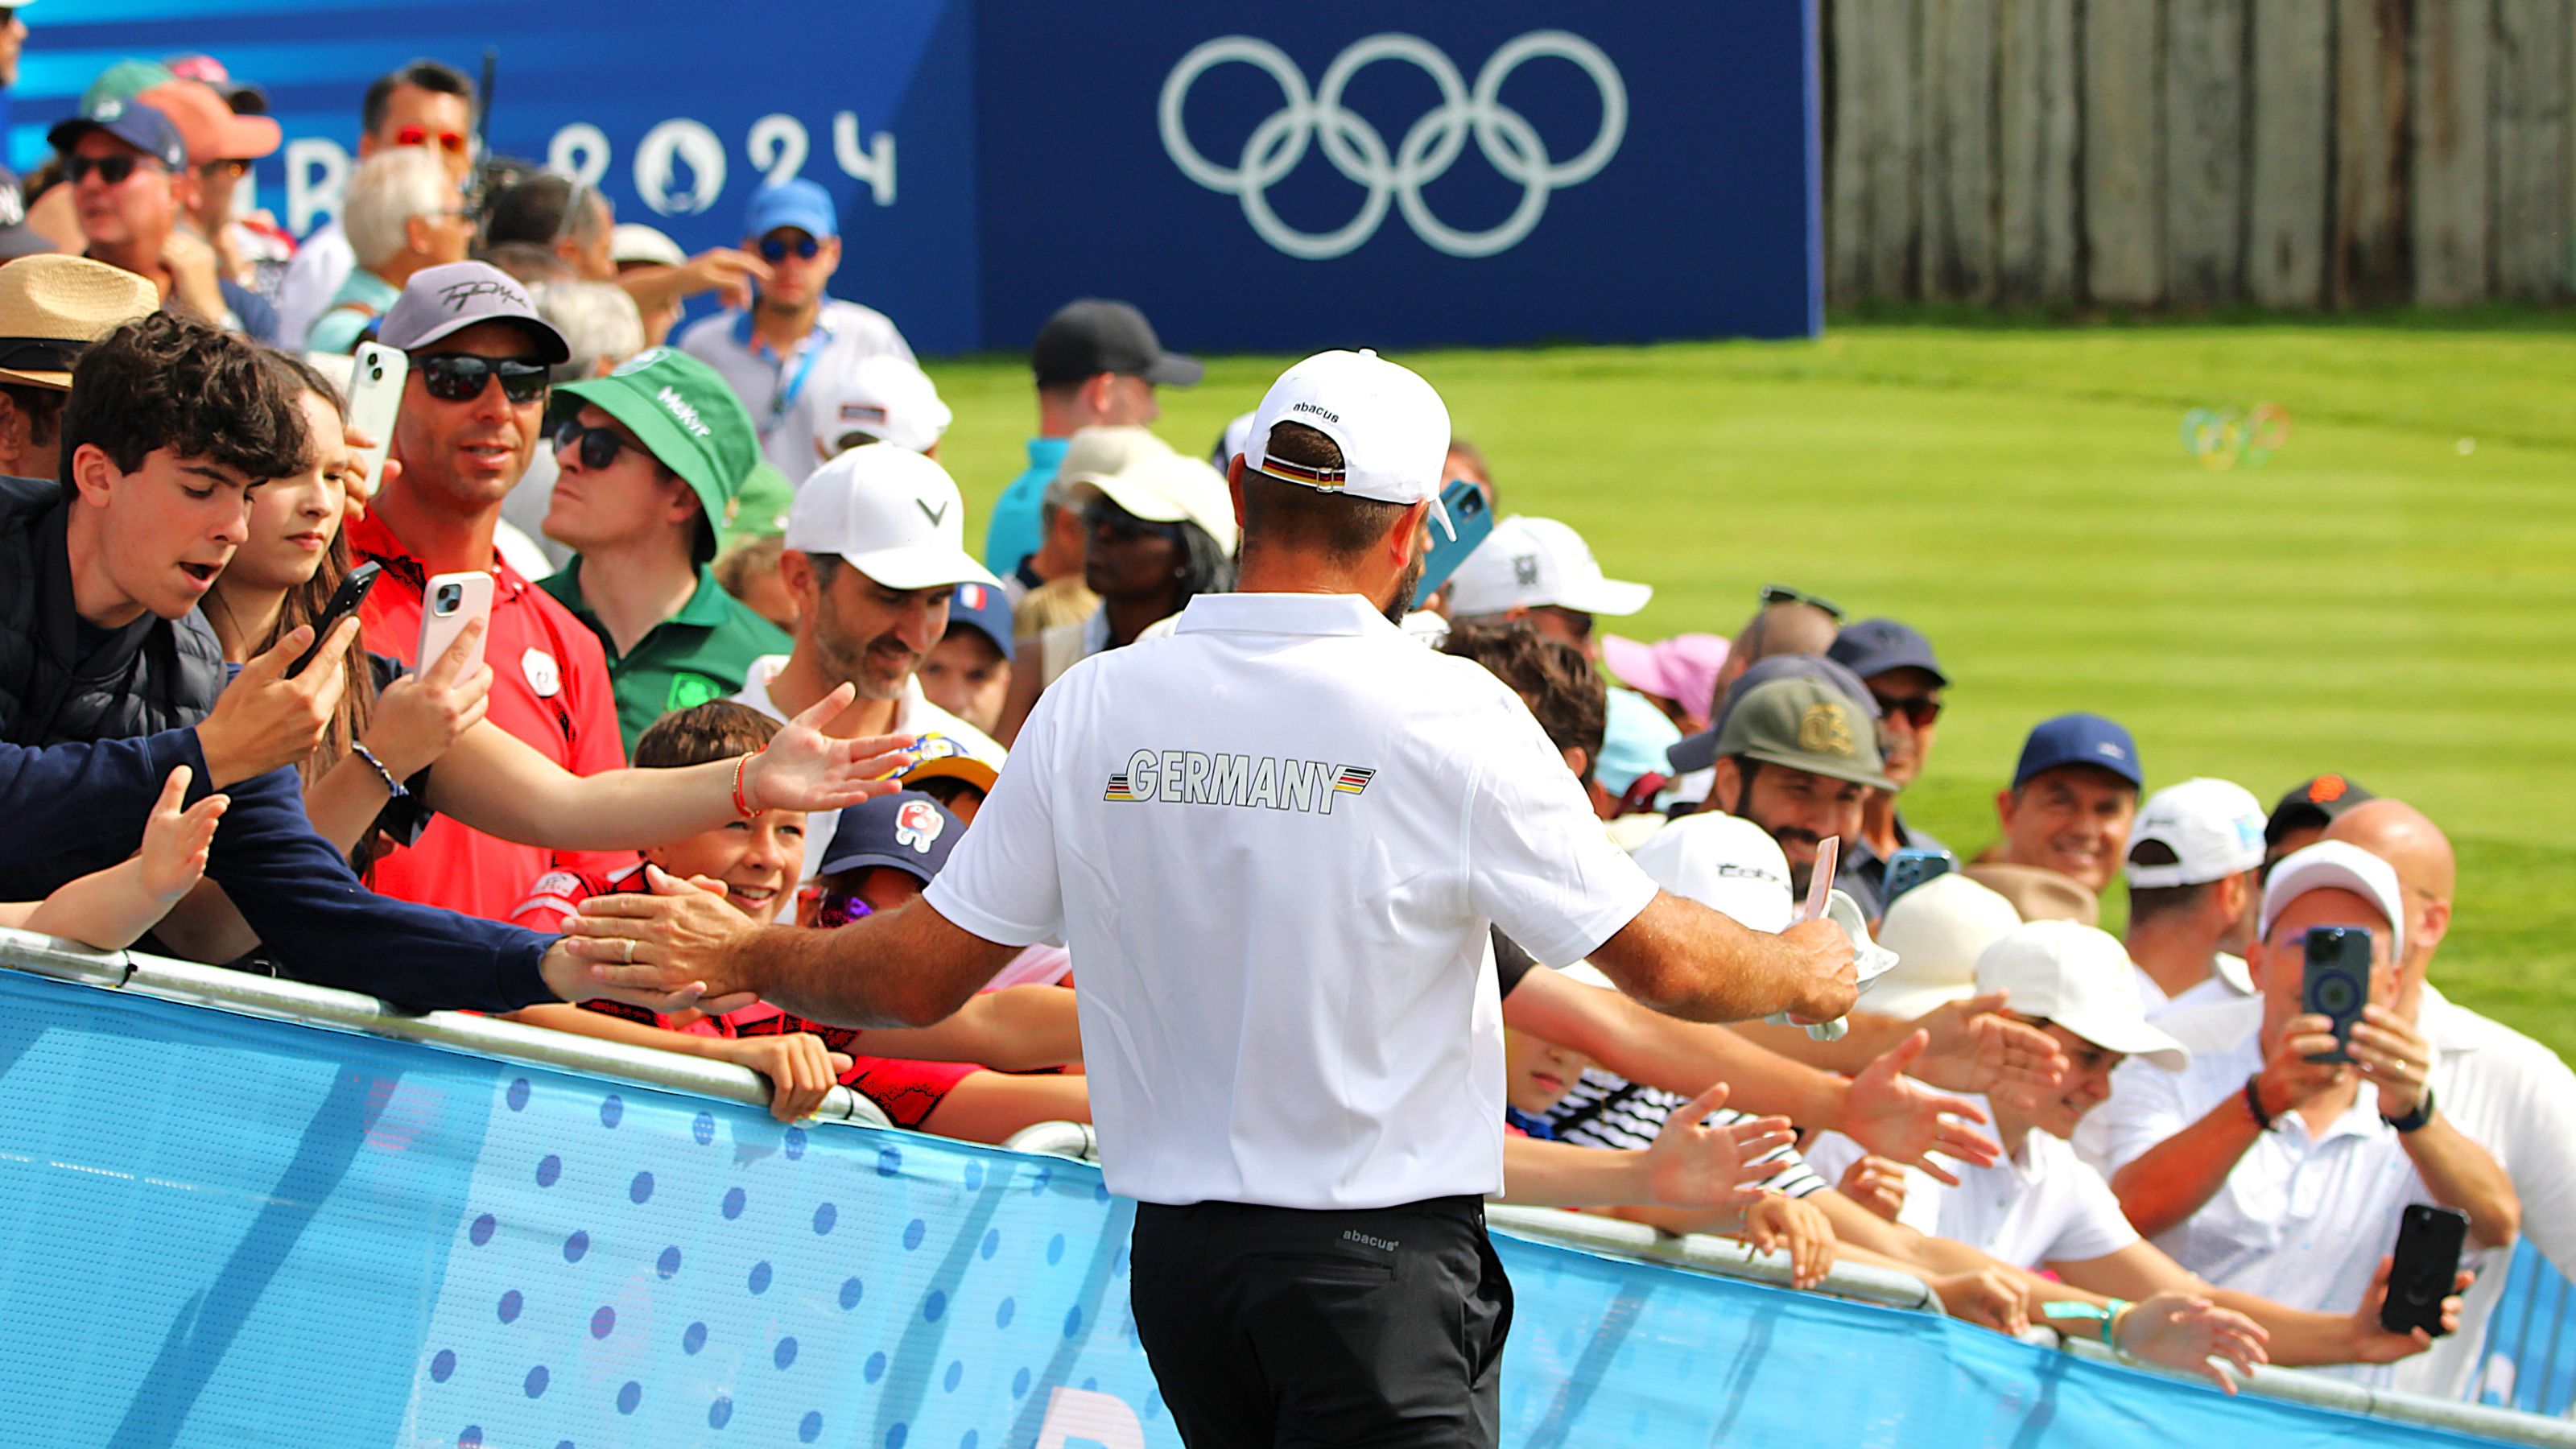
[
  {"x1": 1880, "y1": 847, "x2": 1955, "y2": 908},
  {"x1": 287, "y1": 561, "x2": 384, "y2": 678},
  {"x1": 2380, "y1": 1204, "x2": 2469, "y2": 1336},
  {"x1": 2301, "y1": 925, "x2": 2372, "y2": 1064}
]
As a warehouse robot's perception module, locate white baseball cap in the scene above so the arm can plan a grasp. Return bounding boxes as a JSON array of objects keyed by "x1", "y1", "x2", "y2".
[
  {"x1": 1974, "y1": 920, "x2": 2190, "y2": 1071},
  {"x1": 1071, "y1": 450, "x2": 1239, "y2": 555},
  {"x1": 2127, "y1": 777, "x2": 2266, "y2": 889},
  {"x1": 2259, "y1": 840, "x2": 2405, "y2": 960},
  {"x1": 1629, "y1": 812, "x2": 1794, "y2": 933},
  {"x1": 812, "y1": 355, "x2": 952, "y2": 458},
  {"x1": 1862, "y1": 872, "x2": 2023, "y2": 1022},
  {"x1": 1242, "y1": 349, "x2": 1450, "y2": 509},
  {"x1": 1445, "y1": 514, "x2": 1653, "y2": 619},
  {"x1": 1214, "y1": 409, "x2": 1257, "y2": 469},
  {"x1": 784, "y1": 447, "x2": 1001, "y2": 592},
  {"x1": 610, "y1": 222, "x2": 687, "y2": 270}
]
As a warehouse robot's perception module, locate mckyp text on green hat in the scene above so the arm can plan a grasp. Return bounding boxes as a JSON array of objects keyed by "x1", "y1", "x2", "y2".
[
  {"x1": 556, "y1": 346, "x2": 759, "y2": 559},
  {"x1": 1711, "y1": 676, "x2": 1897, "y2": 791}
]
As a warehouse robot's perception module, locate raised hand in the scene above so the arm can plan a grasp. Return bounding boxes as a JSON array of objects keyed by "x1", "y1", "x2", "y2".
[
  {"x1": 366, "y1": 616, "x2": 492, "y2": 776},
  {"x1": 742, "y1": 682, "x2": 920, "y2": 812},
  {"x1": 1836, "y1": 1154, "x2": 1909, "y2": 1223},
  {"x1": 1639, "y1": 1082, "x2": 1795, "y2": 1212},
  {"x1": 1840, "y1": 1030, "x2": 2000, "y2": 1179},
  {"x1": 138, "y1": 766, "x2": 228, "y2": 905},
  {"x1": 1910, "y1": 990, "x2": 2067, "y2": 1094}
]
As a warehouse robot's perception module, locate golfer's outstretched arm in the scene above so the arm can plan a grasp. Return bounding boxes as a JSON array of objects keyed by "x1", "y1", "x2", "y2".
[{"x1": 1587, "y1": 890, "x2": 1857, "y2": 1025}]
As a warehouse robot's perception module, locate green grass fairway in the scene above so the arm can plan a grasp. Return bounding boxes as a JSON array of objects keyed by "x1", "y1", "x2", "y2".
[{"x1": 917, "y1": 324, "x2": 2576, "y2": 1059}]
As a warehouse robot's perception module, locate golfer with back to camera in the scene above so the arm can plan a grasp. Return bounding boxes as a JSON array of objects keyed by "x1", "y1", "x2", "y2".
[{"x1": 572, "y1": 349, "x2": 1857, "y2": 1447}]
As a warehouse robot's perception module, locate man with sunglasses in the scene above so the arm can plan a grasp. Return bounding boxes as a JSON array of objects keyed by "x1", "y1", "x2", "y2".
[
  {"x1": 275, "y1": 60, "x2": 477, "y2": 350},
  {"x1": 47, "y1": 97, "x2": 275, "y2": 342},
  {"x1": 351, "y1": 261, "x2": 635, "y2": 920},
  {"x1": 537, "y1": 348, "x2": 790, "y2": 754},
  {"x1": 1827, "y1": 617, "x2": 1952, "y2": 912},
  {"x1": 677, "y1": 179, "x2": 913, "y2": 488}
]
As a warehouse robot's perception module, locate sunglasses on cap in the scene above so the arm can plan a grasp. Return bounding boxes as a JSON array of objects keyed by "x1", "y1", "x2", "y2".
[
  {"x1": 415, "y1": 353, "x2": 551, "y2": 406},
  {"x1": 64, "y1": 154, "x2": 165, "y2": 186},
  {"x1": 1758, "y1": 583, "x2": 1845, "y2": 621},
  {"x1": 553, "y1": 418, "x2": 653, "y2": 472},
  {"x1": 803, "y1": 888, "x2": 874, "y2": 930},
  {"x1": 758, "y1": 234, "x2": 823, "y2": 263},
  {"x1": 396, "y1": 125, "x2": 470, "y2": 155},
  {"x1": 1083, "y1": 498, "x2": 1179, "y2": 543},
  {"x1": 1871, "y1": 689, "x2": 1943, "y2": 729}
]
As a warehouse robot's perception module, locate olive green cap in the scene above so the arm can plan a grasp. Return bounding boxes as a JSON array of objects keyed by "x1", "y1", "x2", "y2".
[{"x1": 1712, "y1": 676, "x2": 1896, "y2": 790}]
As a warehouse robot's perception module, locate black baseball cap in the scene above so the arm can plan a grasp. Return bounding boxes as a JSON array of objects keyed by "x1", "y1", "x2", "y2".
[
  {"x1": 819, "y1": 791, "x2": 963, "y2": 884},
  {"x1": 1031, "y1": 299, "x2": 1202, "y2": 389},
  {"x1": 2264, "y1": 774, "x2": 2376, "y2": 848},
  {"x1": 1828, "y1": 617, "x2": 1948, "y2": 687}
]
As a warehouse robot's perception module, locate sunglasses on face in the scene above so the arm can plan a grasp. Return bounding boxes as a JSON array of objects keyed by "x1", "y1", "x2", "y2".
[
  {"x1": 395, "y1": 126, "x2": 470, "y2": 155},
  {"x1": 1083, "y1": 500, "x2": 1178, "y2": 544},
  {"x1": 807, "y1": 890, "x2": 874, "y2": 929},
  {"x1": 553, "y1": 419, "x2": 649, "y2": 472},
  {"x1": 1758, "y1": 582, "x2": 1846, "y2": 621},
  {"x1": 1872, "y1": 691, "x2": 1943, "y2": 729},
  {"x1": 758, "y1": 234, "x2": 823, "y2": 263},
  {"x1": 64, "y1": 154, "x2": 163, "y2": 186},
  {"x1": 415, "y1": 353, "x2": 551, "y2": 407}
]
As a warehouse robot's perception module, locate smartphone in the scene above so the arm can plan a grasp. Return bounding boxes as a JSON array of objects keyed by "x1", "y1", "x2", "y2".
[
  {"x1": 344, "y1": 343, "x2": 407, "y2": 501},
  {"x1": 1410, "y1": 479, "x2": 1496, "y2": 609},
  {"x1": 286, "y1": 560, "x2": 383, "y2": 678},
  {"x1": 416, "y1": 571, "x2": 495, "y2": 677},
  {"x1": 1880, "y1": 847, "x2": 1955, "y2": 908},
  {"x1": 2381, "y1": 1204, "x2": 2469, "y2": 1336},
  {"x1": 2301, "y1": 925, "x2": 2372, "y2": 1063}
]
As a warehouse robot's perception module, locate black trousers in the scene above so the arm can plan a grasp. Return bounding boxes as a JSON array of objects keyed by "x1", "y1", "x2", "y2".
[{"x1": 1129, "y1": 1194, "x2": 1513, "y2": 1449}]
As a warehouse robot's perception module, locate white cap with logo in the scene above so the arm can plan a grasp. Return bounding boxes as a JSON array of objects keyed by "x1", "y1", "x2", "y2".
[
  {"x1": 1975, "y1": 920, "x2": 2190, "y2": 1071},
  {"x1": 2127, "y1": 777, "x2": 2266, "y2": 890},
  {"x1": 1070, "y1": 450, "x2": 1239, "y2": 555},
  {"x1": 784, "y1": 446, "x2": 1001, "y2": 592},
  {"x1": 1629, "y1": 812, "x2": 1794, "y2": 932},
  {"x1": 2258, "y1": 840, "x2": 2405, "y2": 960},
  {"x1": 812, "y1": 354, "x2": 953, "y2": 459},
  {"x1": 1445, "y1": 514, "x2": 1653, "y2": 618},
  {"x1": 1241, "y1": 349, "x2": 1451, "y2": 510}
]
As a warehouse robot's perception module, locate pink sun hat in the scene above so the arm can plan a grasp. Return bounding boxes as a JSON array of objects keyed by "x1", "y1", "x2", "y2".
[{"x1": 1602, "y1": 633, "x2": 1730, "y2": 713}]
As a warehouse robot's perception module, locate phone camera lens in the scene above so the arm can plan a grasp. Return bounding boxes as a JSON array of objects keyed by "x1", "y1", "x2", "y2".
[
  {"x1": 369, "y1": 364, "x2": 383, "y2": 381},
  {"x1": 435, "y1": 584, "x2": 463, "y2": 612},
  {"x1": 2318, "y1": 977, "x2": 2359, "y2": 1013}
]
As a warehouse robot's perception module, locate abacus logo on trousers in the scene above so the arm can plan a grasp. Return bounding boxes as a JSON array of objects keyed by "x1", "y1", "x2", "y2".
[{"x1": 1158, "y1": 31, "x2": 1628, "y2": 260}]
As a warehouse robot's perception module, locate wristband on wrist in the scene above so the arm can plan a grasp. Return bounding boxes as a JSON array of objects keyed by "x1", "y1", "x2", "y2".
[
  {"x1": 2243, "y1": 1073, "x2": 2278, "y2": 1132},
  {"x1": 731, "y1": 753, "x2": 761, "y2": 819},
  {"x1": 2041, "y1": 1298, "x2": 2132, "y2": 1348},
  {"x1": 350, "y1": 743, "x2": 407, "y2": 801},
  {"x1": 2381, "y1": 1085, "x2": 2436, "y2": 1133}
]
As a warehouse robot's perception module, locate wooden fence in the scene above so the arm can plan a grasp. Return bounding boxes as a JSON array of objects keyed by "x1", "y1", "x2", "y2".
[{"x1": 1823, "y1": 0, "x2": 2576, "y2": 308}]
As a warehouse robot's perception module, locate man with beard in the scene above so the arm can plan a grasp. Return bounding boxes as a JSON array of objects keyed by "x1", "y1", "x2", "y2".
[
  {"x1": 1703, "y1": 674, "x2": 1897, "y2": 903},
  {"x1": 731, "y1": 444, "x2": 1004, "y2": 874}
]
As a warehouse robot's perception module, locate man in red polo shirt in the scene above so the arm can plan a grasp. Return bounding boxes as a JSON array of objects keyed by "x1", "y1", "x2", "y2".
[{"x1": 353, "y1": 261, "x2": 630, "y2": 918}]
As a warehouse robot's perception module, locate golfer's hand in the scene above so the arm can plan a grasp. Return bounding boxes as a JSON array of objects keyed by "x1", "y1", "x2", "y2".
[
  {"x1": 568, "y1": 865, "x2": 760, "y2": 1005},
  {"x1": 1780, "y1": 918, "x2": 1858, "y2": 1023}
]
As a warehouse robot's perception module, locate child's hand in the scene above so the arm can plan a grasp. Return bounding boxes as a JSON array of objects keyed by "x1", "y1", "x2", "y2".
[
  {"x1": 716, "y1": 1033, "x2": 855, "y2": 1122},
  {"x1": 139, "y1": 766, "x2": 228, "y2": 905},
  {"x1": 1837, "y1": 1154, "x2": 1909, "y2": 1223},
  {"x1": 1742, "y1": 1193, "x2": 1836, "y2": 1289}
]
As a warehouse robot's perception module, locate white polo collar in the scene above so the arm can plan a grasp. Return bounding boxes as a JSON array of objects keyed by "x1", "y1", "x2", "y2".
[{"x1": 1172, "y1": 591, "x2": 1399, "y2": 638}]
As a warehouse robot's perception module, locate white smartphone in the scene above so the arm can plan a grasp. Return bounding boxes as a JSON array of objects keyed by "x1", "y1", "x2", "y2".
[
  {"x1": 344, "y1": 342, "x2": 407, "y2": 502},
  {"x1": 415, "y1": 572, "x2": 494, "y2": 677}
]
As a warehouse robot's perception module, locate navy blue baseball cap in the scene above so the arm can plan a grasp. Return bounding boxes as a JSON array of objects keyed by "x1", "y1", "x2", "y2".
[
  {"x1": 819, "y1": 791, "x2": 961, "y2": 884},
  {"x1": 945, "y1": 581, "x2": 1015, "y2": 663},
  {"x1": 1667, "y1": 653, "x2": 1877, "y2": 775},
  {"x1": 1828, "y1": 617, "x2": 1948, "y2": 687},
  {"x1": 47, "y1": 97, "x2": 188, "y2": 173},
  {"x1": 745, "y1": 178, "x2": 836, "y2": 241},
  {"x1": 2013, "y1": 713, "x2": 2143, "y2": 791}
]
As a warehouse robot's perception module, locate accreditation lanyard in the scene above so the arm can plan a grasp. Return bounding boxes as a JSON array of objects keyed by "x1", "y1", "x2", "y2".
[{"x1": 736, "y1": 306, "x2": 837, "y2": 439}]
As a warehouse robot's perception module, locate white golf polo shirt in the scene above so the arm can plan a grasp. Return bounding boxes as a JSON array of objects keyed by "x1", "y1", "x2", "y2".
[
  {"x1": 1806, "y1": 1102, "x2": 2140, "y2": 1271},
  {"x1": 923, "y1": 592, "x2": 1660, "y2": 1211},
  {"x1": 731, "y1": 655, "x2": 1003, "y2": 880},
  {"x1": 676, "y1": 299, "x2": 915, "y2": 485}
]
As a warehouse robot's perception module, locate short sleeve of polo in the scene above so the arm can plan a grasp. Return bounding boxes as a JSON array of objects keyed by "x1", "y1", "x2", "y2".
[
  {"x1": 922, "y1": 689, "x2": 1065, "y2": 947},
  {"x1": 1461, "y1": 699, "x2": 1658, "y2": 969},
  {"x1": 2046, "y1": 1154, "x2": 2144, "y2": 1265},
  {"x1": 2088, "y1": 1052, "x2": 2196, "y2": 1177}
]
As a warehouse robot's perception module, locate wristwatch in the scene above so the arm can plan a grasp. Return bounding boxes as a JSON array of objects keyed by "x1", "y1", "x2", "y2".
[{"x1": 2382, "y1": 1086, "x2": 2436, "y2": 1134}]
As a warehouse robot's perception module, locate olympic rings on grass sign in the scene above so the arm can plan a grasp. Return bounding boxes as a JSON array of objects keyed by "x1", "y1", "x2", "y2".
[
  {"x1": 1158, "y1": 31, "x2": 1629, "y2": 260},
  {"x1": 2180, "y1": 403, "x2": 2292, "y2": 470}
]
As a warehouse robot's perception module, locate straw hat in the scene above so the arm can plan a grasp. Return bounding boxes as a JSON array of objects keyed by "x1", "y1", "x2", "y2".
[{"x1": 0, "y1": 255, "x2": 160, "y2": 390}]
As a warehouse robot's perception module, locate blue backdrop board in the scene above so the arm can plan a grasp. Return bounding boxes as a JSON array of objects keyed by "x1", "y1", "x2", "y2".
[
  {"x1": 0, "y1": 967, "x2": 2524, "y2": 1447},
  {"x1": 7, "y1": 0, "x2": 1819, "y2": 354}
]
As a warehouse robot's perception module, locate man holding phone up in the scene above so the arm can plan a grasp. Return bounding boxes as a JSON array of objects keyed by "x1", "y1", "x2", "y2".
[{"x1": 2085, "y1": 841, "x2": 2519, "y2": 1357}]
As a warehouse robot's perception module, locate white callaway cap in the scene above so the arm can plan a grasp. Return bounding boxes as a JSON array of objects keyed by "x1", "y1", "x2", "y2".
[
  {"x1": 1629, "y1": 812, "x2": 1793, "y2": 934},
  {"x1": 1863, "y1": 871, "x2": 2023, "y2": 1022},
  {"x1": 1242, "y1": 349, "x2": 1450, "y2": 509},
  {"x1": 1975, "y1": 920, "x2": 2190, "y2": 1071},
  {"x1": 1446, "y1": 514, "x2": 1653, "y2": 618},
  {"x1": 2259, "y1": 840, "x2": 2405, "y2": 960},
  {"x1": 2127, "y1": 777, "x2": 2266, "y2": 890},
  {"x1": 784, "y1": 446, "x2": 1001, "y2": 592},
  {"x1": 812, "y1": 354, "x2": 953, "y2": 458},
  {"x1": 1071, "y1": 450, "x2": 1239, "y2": 555}
]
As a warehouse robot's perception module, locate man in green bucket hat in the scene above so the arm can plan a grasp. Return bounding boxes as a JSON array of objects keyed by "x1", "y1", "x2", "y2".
[{"x1": 539, "y1": 345, "x2": 791, "y2": 751}]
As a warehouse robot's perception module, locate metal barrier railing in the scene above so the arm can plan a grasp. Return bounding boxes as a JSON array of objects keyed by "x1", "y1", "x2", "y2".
[
  {"x1": 10, "y1": 929, "x2": 2574, "y2": 1445},
  {"x1": 0, "y1": 927, "x2": 894, "y2": 1129}
]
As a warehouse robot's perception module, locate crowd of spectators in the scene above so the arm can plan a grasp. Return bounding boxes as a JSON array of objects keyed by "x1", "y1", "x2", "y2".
[{"x1": 0, "y1": 40, "x2": 2566, "y2": 1409}]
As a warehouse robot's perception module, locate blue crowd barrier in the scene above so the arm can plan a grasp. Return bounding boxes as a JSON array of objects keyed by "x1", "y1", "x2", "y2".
[
  {"x1": 0, "y1": 953, "x2": 2557, "y2": 1447},
  {"x1": 2483, "y1": 1242, "x2": 2576, "y2": 1418}
]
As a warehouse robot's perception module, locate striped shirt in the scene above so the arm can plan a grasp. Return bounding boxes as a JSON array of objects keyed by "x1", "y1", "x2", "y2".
[{"x1": 1546, "y1": 1067, "x2": 1829, "y2": 1198}]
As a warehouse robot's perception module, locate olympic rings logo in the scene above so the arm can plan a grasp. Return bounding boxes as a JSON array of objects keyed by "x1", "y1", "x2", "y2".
[
  {"x1": 2180, "y1": 402, "x2": 2292, "y2": 469},
  {"x1": 1158, "y1": 32, "x2": 1628, "y2": 261}
]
